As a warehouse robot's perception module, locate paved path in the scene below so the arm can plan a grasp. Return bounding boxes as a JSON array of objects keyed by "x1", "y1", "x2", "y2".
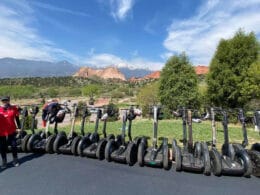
[{"x1": 0, "y1": 153, "x2": 259, "y2": 195}]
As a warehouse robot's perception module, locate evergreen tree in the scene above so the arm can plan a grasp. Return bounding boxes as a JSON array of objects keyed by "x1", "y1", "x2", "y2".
[
  {"x1": 159, "y1": 53, "x2": 200, "y2": 110},
  {"x1": 207, "y1": 30, "x2": 259, "y2": 108}
]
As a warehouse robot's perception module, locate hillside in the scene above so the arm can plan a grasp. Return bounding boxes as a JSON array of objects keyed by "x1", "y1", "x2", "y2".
[{"x1": 0, "y1": 58, "x2": 78, "y2": 78}]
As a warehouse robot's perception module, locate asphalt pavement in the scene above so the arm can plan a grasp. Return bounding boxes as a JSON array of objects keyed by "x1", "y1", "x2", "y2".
[{"x1": 0, "y1": 153, "x2": 259, "y2": 195}]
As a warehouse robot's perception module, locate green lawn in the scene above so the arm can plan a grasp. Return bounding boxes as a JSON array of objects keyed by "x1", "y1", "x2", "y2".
[{"x1": 35, "y1": 119, "x2": 260, "y2": 150}]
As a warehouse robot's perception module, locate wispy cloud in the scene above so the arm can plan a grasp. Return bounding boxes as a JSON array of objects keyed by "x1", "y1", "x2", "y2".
[
  {"x1": 0, "y1": 1, "x2": 80, "y2": 63},
  {"x1": 163, "y1": 0, "x2": 260, "y2": 65},
  {"x1": 83, "y1": 53, "x2": 163, "y2": 70},
  {"x1": 31, "y1": 1, "x2": 90, "y2": 17},
  {"x1": 110, "y1": 0, "x2": 135, "y2": 21}
]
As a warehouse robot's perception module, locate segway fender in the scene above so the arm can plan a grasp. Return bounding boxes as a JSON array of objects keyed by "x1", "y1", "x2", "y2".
[
  {"x1": 137, "y1": 142, "x2": 145, "y2": 167},
  {"x1": 27, "y1": 134, "x2": 42, "y2": 152},
  {"x1": 45, "y1": 134, "x2": 56, "y2": 154},
  {"x1": 163, "y1": 138, "x2": 170, "y2": 170},
  {"x1": 77, "y1": 136, "x2": 91, "y2": 157},
  {"x1": 126, "y1": 142, "x2": 137, "y2": 166},
  {"x1": 201, "y1": 142, "x2": 211, "y2": 176},
  {"x1": 209, "y1": 148, "x2": 222, "y2": 176},
  {"x1": 105, "y1": 139, "x2": 116, "y2": 162},
  {"x1": 53, "y1": 135, "x2": 68, "y2": 154},
  {"x1": 173, "y1": 144, "x2": 182, "y2": 171},
  {"x1": 21, "y1": 134, "x2": 31, "y2": 152},
  {"x1": 71, "y1": 136, "x2": 81, "y2": 155},
  {"x1": 96, "y1": 139, "x2": 107, "y2": 160},
  {"x1": 236, "y1": 150, "x2": 252, "y2": 177}
]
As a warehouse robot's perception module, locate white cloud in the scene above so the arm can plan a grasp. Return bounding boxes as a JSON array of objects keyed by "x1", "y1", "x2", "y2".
[
  {"x1": 31, "y1": 2, "x2": 90, "y2": 17},
  {"x1": 83, "y1": 53, "x2": 163, "y2": 70},
  {"x1": 0, "y1": 1, "x2": 80, "y2": 63},
  {"x1": 110, "y1": 0, "x2": 135, "y2": 21},
  {"x1": 163, "y1": 0, "x2": 260, "y2": 65}
]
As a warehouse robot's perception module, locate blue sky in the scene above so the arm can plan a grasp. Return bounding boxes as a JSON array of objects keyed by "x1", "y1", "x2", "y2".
[{"x1": 0, "y1": 0, "x2": 259, "y2": 70}]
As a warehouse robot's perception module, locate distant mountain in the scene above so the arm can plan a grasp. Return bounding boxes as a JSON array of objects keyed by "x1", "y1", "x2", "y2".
[
  {"x1": 0, "y1": 58, "x2": 78, "y2": 78},
  {"x1": 118, "y1": 67, "x2": 153, "y2": 79}
]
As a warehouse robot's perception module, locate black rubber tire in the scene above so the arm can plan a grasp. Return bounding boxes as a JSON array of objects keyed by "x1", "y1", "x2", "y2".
[
  {"x1": 202, "y1": 142, "x2": 211, "y2": 176},
  {"x1": 209, "y1": 148, "x2": 222, "y2": 176},
  {"x1": 45, "y1": 135, "x2": 56, "y2": 154},
  {"x1": 137, "y1": 142, "x2": 145, "y2": 167},
  {"x1": 126, "y1": 142, "x2": 136, "y2": 166},
  {"x1": 96, "y1": 139, "x2": 107, "y2": 160},
  {"x1": 172, "y1": 139, "x2": 178, "y2": 161},
  {"x1": 53, "y1": 135, "x2": 68, "y2": 154},
  {"x1": 71, "y1": 136, "x2": 81, "y2": 155},
  {"x1": 235, "y1": 150, "x2": 252, "y2": 177},
  {"x1": 174, "y1": 145, "x2": 182, "y2": 171},
  {"x1": 247, "y1": 150, "x2": 260, "y2": 177},
  {"x1": 27, "y1": 134, "x2": 42, "y2": 152},
  {"x1": 21, "y1": 134, "x2": 31, "y2": 152},
  {"x1": 77, "y1": 136, "x2": 91, "y2": 157},
  {"x1": 194, "y1": 142, "x2": 202, "y2": 159},
  {"x1": 163, "y1": 139, "x2": 170, "y2": 170},
  {"x1": 105, "y1": 140, "x2": 114, "y2": 162}
]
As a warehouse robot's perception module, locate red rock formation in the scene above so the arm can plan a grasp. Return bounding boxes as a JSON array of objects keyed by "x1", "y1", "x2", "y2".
[
  {"x1": 195, "y1": 65, "x2": 209, "y2": 75},
  {"x1": 74, "y1": 66, "x2": 126, "y2": 81}
]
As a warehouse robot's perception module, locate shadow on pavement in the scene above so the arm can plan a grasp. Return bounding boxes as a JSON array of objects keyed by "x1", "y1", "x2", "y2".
[{"x1": 0, "y1": 153, "x2": 44, "y2": 173}]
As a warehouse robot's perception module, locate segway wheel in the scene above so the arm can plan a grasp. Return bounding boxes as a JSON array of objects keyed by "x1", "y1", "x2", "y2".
[
  {"x1": 77, "y1": 136, "x2": 91, "y2": 157},
  {"x1": 209, "y1": 148, "x2": 222, "y2": 176},
  {"x1": 27, "y1": 134, "x2": 41, "y2": 152},
  {"x1": 126, "y1": 142, "x2": 136, "y2": 166},
  {"x1": 235, "y1": 150, "x2": 252, "y2": 177},
  {"x1": 70, "y1": 136, "x2": 81, "y2": 155},
  {"x1": 172, "y1": 139, "x2": 178, "y2": 161},
  {"x1": 45, "y1": 135, "x2": 56, "y2": 154},
  {"x1": 137, "y1": 142, "x2": 145, "y2": 167},
  {"x1": 53, "y1": 135, "x2": 68, "y2": 154},
  {"x1": 21, "y1": 134, "x2": 31, "y2": 152},
  {"x1": 105, "y1": 140, "x2": 114, "y2": 162},
  {"x1": 163, "y1": 141, "x2": 170, "y2": 170},
  {"x1": 247, "y1": 150, "x2": 260, "y2": 177},
  {"x1": 173, "y1": 145, "x2": 182, "y2": 171},
  {"x1": 96, "y1": 139, "x2": 107, "y2": 160},
  {"x1": 202, "y1": 142, "x2": 211, "y2": 176}
]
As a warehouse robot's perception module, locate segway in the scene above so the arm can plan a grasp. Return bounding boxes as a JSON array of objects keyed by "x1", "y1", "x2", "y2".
[
  {"x1": 209, "y1": 108, "x2": 252, "y2": 177},
  {"x1": 105, "y1": 106, "x2": 142, "y2": 165},
  {"x1": 77, "y1": 107, "x2": 103, "y2": 156},
  {"x1": 82, "y1": 106, "x2": 116, "y2": 159},
  {"x1": 137, "y1": 106, "x2": 170, "y2": 170},
  {"x1": 8, "y1": 106, "x2": 29, "y2": 153},
  {"x1": 20, "y1": 105, "x2": 40, "y2": 152},
  {"x1": 236, "y1": 109, "x2": 259, "y2": 177},
  {"x1": 172, "y1": 108, "x2": 211, "y2": 175},
  {"x1": 53, "y1": 103, "x2": 81, "y2": 155},
  {"x1": 27, "y1": 102, "x2": 66, "y2": 153}
]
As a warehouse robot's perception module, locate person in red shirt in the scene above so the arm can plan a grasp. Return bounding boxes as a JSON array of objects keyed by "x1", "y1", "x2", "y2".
[{"x1": 0, "y1": 96, "x2": 20, "y2": 168}]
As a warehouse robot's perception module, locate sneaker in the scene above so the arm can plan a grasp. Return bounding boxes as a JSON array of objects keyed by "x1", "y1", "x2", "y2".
[
  {"x1": 12, "y1": 158, "x2": 19, "y2": 167},
  {"x1": 2, "y1": 159, "x2": 7, "y2": 169}
]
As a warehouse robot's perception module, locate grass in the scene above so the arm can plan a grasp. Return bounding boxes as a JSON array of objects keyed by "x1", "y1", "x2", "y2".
[{"x1": 33, "y1": 118, "x2": 260, "y2": 150}]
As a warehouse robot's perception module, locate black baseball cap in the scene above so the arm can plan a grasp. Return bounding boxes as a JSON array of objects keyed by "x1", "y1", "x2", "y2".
[{"x1": 1, "y1": 96, "x2": 10, "y2": 101}]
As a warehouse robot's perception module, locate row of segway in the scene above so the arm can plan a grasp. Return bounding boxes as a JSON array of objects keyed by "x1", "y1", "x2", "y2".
[
  {"x1": 172, "y1": 107, "x2": 260, "y2": 177},
  {"x1": 12, "y1": 103, "x2": 259, "y2": 177}
]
